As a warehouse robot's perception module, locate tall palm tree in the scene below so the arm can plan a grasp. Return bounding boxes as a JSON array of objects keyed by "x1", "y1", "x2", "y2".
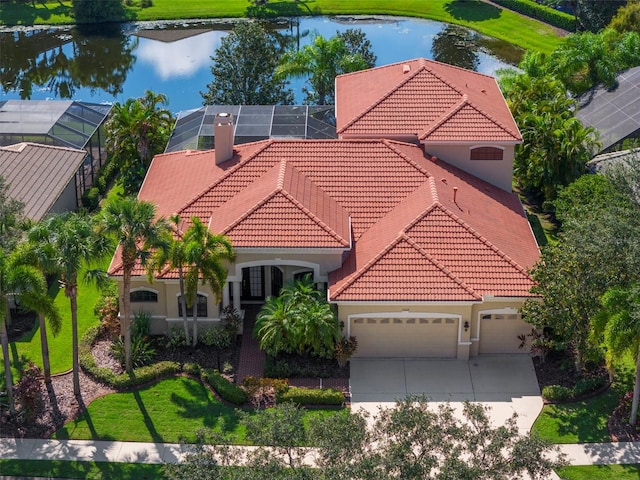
[
  {"x1": 100, "y1": 197, "x2": 168, "y2": 372},
  {"x1": 11, "y1": 242, "x2": 62, "y2": 383},
  {"x1": 1, "y1": 249, "x2": 59, "y2": 414},
  {"x1": 183, "y1": 217, "x2": 234, "y2": 347},
  {"x1": 149, "y1": 214, "x2": 190, "y2": 345},
  {"x1": 26, "y1": 213, "x2": 110, "y2": 396}
]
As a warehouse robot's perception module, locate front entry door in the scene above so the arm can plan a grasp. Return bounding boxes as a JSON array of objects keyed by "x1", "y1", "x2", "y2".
[
  {"x1": 242, "y1": 266, "x2": 265, "y2": 301},
  {"x1": 271, "y1": 267, "x2": 283, "y2": 297}
]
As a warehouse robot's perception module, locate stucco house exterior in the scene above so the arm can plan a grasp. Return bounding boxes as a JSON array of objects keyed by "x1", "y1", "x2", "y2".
[{"x1": 108, "y1": 58, "x2": 539, "y2": 361}]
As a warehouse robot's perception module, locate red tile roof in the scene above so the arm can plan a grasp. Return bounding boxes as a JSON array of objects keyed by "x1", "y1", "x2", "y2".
[
  {"x1": 336, "y1": 58, "x2": 521, "y2": 143},
  {"x1": 115, "y1": 137, "x2": 538, "y2": 301}
]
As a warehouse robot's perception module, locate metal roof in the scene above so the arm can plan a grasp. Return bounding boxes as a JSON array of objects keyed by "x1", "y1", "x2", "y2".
[
  {"x1": 576, "y1": 67, "x2": 640, "y2": 153},
  {"x1": 165, "y1": 105, "x2": 337, "y2": 153}
]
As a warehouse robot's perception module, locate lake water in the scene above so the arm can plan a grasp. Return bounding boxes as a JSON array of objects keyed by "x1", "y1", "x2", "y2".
[{"x1": 0, "y1": 16, "x2": 523, "y2": 113}]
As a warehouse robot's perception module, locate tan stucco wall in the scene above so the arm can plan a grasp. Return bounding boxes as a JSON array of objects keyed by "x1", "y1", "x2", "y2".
[
  {"x1": 423, "y1": 143, "x2": 516, "y2": 192},
  {"x1": 337, "y1": 299, "x2": 530, "y2": 360},
  {"x1": 228, "y1": 251, "x2": 345, "y2": 282}
]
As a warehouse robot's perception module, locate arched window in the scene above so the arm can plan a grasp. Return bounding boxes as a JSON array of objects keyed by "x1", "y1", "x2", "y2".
[
  {"x1": 130, "y1": 290, "x2": 158, "y2": 303},
  {"x1": 178, "y1": 294, "x2": 208, "y2": 317},
  {"x1": 470, "y1": 147, "x2": 504, "y2": 161}
]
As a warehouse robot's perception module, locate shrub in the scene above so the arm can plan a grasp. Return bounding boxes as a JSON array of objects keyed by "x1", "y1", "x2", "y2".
[
  {"x1": 199, "y1": 327, "x2": 233, "y2": 349},
  {"x1": 242, "y1": 376, "x2": 289, "y2": 408},
  {"x1": 183, "y1": 362, "x2": 202, "y2": 377},
  {"x1": 573, "y1": 376, "x2": 606, "y2": 398},
  {"x1": 491, "y1": 0, "x2": 575, "y2": 31},
  {"x1": 132, "y1": 311, "x2": 151, "y2": 337},
  {"x1": 542, "y1": 385, "x2": 572, "y2": 402},
  {"x1": 15, "y1": 362, "x2": 43, "y2": 422},
  {"x1": 94, "y1": 281, "x2": 120, "y2": 339},
  {"x1": 81, "y1": 187, "x2": 100, "y2": 211},
  {"x1": 165, "y1": 326, "x2": 188, "y2": 349},
  {"x1": 111, "y1": 334, "x2": 156, "y2": 368},
  {"x1": 278, "y1": 387, "x2": 344, "y2": 406},
  {"x1": 334, "y1": 336, "x2": 357, "y2": 368},
  {"x1": 80, "y1": 326, "x2": 180, "y2": 389},
  {"x1": 202, "y1": 369, "x2": 248, "y2": 405}
]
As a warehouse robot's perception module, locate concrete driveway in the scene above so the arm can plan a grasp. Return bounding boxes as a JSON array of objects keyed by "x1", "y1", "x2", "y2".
[{"x1": 350, "y1": 355, "x2": 543, "y2": 432}]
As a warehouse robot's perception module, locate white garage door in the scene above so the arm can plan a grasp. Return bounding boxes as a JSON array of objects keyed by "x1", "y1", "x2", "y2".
[
  {"x1": 350, "y1": 316, "x2": 458, "y2": 358},
  {"x1": 478, "y1": 313, "x2": 532, "y2": 354}
]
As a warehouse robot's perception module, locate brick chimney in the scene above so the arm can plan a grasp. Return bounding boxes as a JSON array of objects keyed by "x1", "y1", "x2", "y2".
[{"x1": 214, "y1": 113, "x2": 234, "y2": 165}]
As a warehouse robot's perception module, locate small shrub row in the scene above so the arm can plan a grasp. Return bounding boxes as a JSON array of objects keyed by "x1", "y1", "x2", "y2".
[
  {"x1": 201, "y1": 369, "x2": 248, "y2": 405},
  {"x1": 265, "y1": 357, "x2": 336, "y2": 379},
  {"x1": 491, "y1": 0, "x2": 576, "y2": 31},
  {"x1": 278, "y1": 386, "x2": 344, "y2": 406},
  {"x1": 79, "y1": 326, "x2": 180, "y2": 389},
  {"x1": 542, "y1": 376, "x2": 607, "y2": 402}
]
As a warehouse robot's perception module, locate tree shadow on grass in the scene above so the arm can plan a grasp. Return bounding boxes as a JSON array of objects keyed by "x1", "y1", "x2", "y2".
[
  {"x1": 133, "y1": 389, "x2": 164, "y2": 443},
  {"x1": 444, "y1": 0, "x2": 502, "y2": 22},
  {"x1": 170, "y1": 377, "x2": 241, "y2": 433},
  {"x1": 246, "y1": 0, "x2": 319, "y2": 19},
  {"x1": 1, "y1": 0, "x2": 72, "y2": 26}
]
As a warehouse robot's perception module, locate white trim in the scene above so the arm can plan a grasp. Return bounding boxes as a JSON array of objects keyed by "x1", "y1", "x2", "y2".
[
  {"x1": 334, "y1": 300, "x2": 481, "y2": 306},
  {"x1": 234, "y1": 247, "x2": 348, "y2": 255},
  {"x1": 228, "y1": 260, "x2": 321, "y2": 282},
  {"x1": 130, "y1": 287, "x2": 159, "y2": 294},
  {"x1": 175, "y1": 291, "x2": 209, "y2": 298},
  {"x1": 469, "y1": 145, "x2": 506, "y2": 151}
]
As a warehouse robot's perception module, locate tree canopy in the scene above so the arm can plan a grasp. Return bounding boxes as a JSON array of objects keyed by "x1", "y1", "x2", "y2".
[
  {"x1": 201, "y1": 21, "x2": 294, "y2": 106},
  {"x1": 277, "y1": 29, "x2": 376, "y2": 105},
  {"x1": 0, "y1": 176, "x2": 26, "y2": 253}
]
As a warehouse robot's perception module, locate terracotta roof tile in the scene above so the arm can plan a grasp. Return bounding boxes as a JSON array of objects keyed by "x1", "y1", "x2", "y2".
[{"x1": 336, "y1": 58, "x2": 521, "y2": 143}]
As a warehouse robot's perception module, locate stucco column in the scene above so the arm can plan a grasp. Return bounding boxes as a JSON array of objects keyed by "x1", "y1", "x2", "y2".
[
  {"x1": 222, "y1": 282, "x2": 230, "y2": 308},
  {"x1": 232, "y1": 281, "x2": 241, "y2": 312}
]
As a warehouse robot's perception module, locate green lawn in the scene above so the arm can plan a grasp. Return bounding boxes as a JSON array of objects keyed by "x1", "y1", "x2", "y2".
[
  {"x1": 53, "y1": 376, "x2": 342, "y2": 444},
  {"x1": 1, "y1": 0, "x2": 564, "y2": 54},
  {"x1": 1, "y1": 259, "x2": 109, "y2": 382},
  {"x1": 0, "y1": 459, "x2": 165, "y2": 480},
  {"x1": 532, "y1": 355, "x2": 635, "y2": 444},
  {"x1": 556, "y1": 464, "x2": 640, "y2": 480}
]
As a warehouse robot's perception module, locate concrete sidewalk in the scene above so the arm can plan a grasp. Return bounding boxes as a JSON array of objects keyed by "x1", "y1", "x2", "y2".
[{"x1": 3, "y1": 437, "x2": 640, "y2": 466}]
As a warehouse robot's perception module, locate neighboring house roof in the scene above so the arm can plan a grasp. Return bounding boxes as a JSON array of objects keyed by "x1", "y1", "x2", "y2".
[
  {"x1": 0, "y1": 142, "x2": 86, "y2": 221},
  {"x1": 576, "y1": 66, "x2": 640, "y2": 153},
  {"x1": 113, "y1": 138, "x2": 538, "y2": 300},
  {"x1": 587, "y1": 147, "x2": 640, "y2": 173},
  {"x1": 335, "y1": 58, "x2": 521, "y2": 143}
]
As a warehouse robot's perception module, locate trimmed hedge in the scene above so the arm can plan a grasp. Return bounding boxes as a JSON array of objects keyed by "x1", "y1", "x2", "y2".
[
  {"x1": 278, "y1": 387, "x2": 345, "y2": 406},
  {"x1": 542, "y1": 376, "x2": 607, "y2": 402},
  {"x1": 79, "y1": 326, "x2": 180, "y2": 389},
  {"x1": 201, "y1": 369, "x2": 248, "y2": 405},
  {"x1": 491, "y1": 0, "x2": 575, "y2": 31}
]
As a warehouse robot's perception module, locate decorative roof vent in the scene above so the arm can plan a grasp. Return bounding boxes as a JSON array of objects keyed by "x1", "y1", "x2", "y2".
[
  {"x1": 402, "y1": 64, "x2": 411, "y2": 74},
  {"x1": 214, "y1": 113, "x2": 234, "y2": 165}
]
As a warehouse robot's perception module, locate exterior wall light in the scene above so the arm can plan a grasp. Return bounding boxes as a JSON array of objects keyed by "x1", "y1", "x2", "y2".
[{"x1": 464, "y1": 321, "x2": 470, "y2": 332}]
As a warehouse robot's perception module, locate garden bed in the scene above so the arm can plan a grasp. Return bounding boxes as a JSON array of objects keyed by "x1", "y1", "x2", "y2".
[
  {"x1": 265, "y1": 352, "x2": 349, "y2": 379},
  {"x1": 533, "y1": 349, "x2": 609, "y2": 398}
]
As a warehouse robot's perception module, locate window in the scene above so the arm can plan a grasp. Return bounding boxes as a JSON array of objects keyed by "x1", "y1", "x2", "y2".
[
  {"x1": 470, "y1": 147, "x2": 503, "y2": 161},
  {"x1": 130, "y1": 290, "x2": 158, "y2": 303},
  {"x1": 178, "y1": 294, "x2": 208, "y2": 317}
]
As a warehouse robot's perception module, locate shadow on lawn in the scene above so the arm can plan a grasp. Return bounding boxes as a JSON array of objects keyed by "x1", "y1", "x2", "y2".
[
  {"x1": 170, "y1": 377, "x2": 241, "y2": 432},
  {"x1": 444, "y1": 0, "x2": 502, "y2": 22}
]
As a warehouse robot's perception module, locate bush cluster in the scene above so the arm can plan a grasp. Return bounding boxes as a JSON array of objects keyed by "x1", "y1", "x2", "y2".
[
  {"x1": 201, "y1": 369, "x2": 248, "y2": 405},
  {"x1": 491, "y1": 0, "x2": 575, "y2": 31},
  {"x1": 278, "y1": 386, "x2": 344, "y2": 406},
  {"x1": 80, "y1": 326, "x2": 180, "y2": 389},
  {"x1": 265, "y1": 357, "x2": 336, "y2": 379},
  {"x1": 542, "y1": 375, "x2": 606, "y2": 402},
  {"x1": 80, "y1": 156, "x2": 119, "y2": 211}
]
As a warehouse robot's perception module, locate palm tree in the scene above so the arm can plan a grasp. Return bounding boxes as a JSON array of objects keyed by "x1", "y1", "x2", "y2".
[
  {"x1": 277, "y1": 34, "x2": 369, "y2": 105},
  {"x1": 183, "y1": 217, "x2": 234, "y2": 347},
  {"x1": 11, "y1": 242, "x2": 62, "y2": 382},
  {"x1": 594, "y1": 284, "x2": 640, "y2": 425},
  {"x1": 26, "y1": 213, "x2": 110, "y2": 396},
  {"x1": 1, "y1": 249, "x2": 59, "y2": 414},
  {"x1": 100, "y1": 197, "x2": 168, "y2": 372},
  {"x1": 254, "y1": 295, "x2": 299, "y2": 357},
  {"x1": 149, "y1": 214, "x2": 190, "y2": 345},
  {"x1": 105, "y1": 90, "x2": 174, "y2": 194}
]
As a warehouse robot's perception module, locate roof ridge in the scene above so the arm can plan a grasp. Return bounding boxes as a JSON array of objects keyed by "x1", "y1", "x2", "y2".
[
  {"x1": 432, "y1": 204, "x2": 531, "y2": 277},
  {"x1": 420, "y1": 96, "x2": 469, "y2": 140},
  {"x1": 331, "y1": 233, "x2": 406, "y2": 298},
  {"x1": 279, "y1": 189, "x2": 350, "y2": 247},
  {"x1": 337, "y1": 64, "x2": 431, "y2": 134},
  {"x1": 177, "y1": 140, "x2": 274, "y2": 217},
  {"x1": 458, "y1": 100, "x2": 521, "y2": 141},
  {"x1": 220, "y1": 186, "x2": 280, "y2": 235},
  {"x1": 402, "y1": 234, "x2": 481, "y2": 300}
]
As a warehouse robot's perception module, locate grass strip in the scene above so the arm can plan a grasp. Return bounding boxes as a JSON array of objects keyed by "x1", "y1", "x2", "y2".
[
  {"x1": 0, "y1": 459, "x2": 166, "y2": 479},
  {"x1": 555, "y1": 464, "x2": 640, "y2": 480},
  {"x1": 1, "y1": 0, "x2": 564, "y2": 54}
]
